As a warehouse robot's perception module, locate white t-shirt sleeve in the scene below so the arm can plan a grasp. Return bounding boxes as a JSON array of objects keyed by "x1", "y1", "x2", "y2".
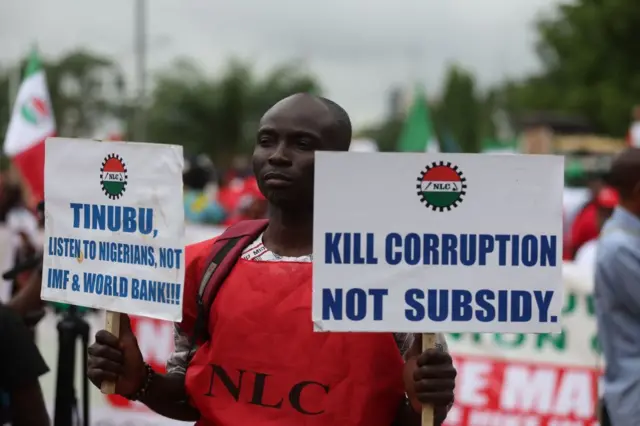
[
  {"x1": 6, "y1": 208, "x2": 40, "y2": 247},
  {"x1": 574, "y1": 240, "x2": 598, "y2": 268}
]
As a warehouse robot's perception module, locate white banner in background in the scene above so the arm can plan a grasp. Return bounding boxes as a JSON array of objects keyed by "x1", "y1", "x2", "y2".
[
  {"x1": 41, "y1": 137, "x2": 185, "y2": 321},
  {"x1": 313, "y1": 153, "x2": 565, "y2": 334}
]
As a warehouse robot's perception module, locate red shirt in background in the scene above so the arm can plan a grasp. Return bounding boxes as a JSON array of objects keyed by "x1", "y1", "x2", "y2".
[
  {"x1": 217, "y1": 179, "x2": 245, "y2": 213},
  {"x1": 218, "y1": 176, "x2": 265, "y2": 226},
  {"x1": 569, "y1": 202, "x2": 599, "y2": 259}
]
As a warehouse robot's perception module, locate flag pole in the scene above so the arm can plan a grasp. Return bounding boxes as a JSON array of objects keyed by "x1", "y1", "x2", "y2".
[
  {"x1": 133, "y1": 0, "x2": 147, "y2": 141},
  {"x1": 8, "y1": 65, "x2": 20, "y2": 116}
]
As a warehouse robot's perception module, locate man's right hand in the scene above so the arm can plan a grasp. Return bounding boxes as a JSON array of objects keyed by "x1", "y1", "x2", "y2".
[{"x1": 87, "y1": 314, "x2": 146, "y2": 396}]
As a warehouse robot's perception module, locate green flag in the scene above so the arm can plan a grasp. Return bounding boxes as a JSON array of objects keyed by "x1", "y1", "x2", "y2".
[{"x1": 397, "y1": 86, "x2": 439, "y2": 152}]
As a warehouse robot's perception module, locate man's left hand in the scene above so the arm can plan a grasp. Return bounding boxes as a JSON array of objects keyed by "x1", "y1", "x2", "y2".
[{"x1": 410, "y1": 349, "x2": 456, "y2": 408}]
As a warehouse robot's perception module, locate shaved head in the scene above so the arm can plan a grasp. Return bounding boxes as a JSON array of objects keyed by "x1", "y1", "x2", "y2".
[
  {"x1": 316, "y1": 96, "x2": 352, "y2": 151},
  {"x1": 263, "y1": 93, "x2": 352, "y2": 151}
]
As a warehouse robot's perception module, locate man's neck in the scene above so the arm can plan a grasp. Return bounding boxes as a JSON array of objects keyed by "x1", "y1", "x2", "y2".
[{"x1": 263, "y1": 205, "x2": 313, "y2": 257}]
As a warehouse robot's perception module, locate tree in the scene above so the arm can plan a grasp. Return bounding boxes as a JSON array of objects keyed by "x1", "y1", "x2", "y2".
[
  {"x1": 498, "y1": 0, "x2": 640, "y2": 136},
  {"x1": 0, "y1": 67, "x2": 11, "y2": 140},
  {"x1": 49, "y1": 50, "x2": 125, "y2": 137},
  {"x1": 435, "y1": 64, "x2": 481, "y2": 152},
  {"x1": 143, "y1": 58, "x2": 321, "y2": 163},
  {"x1": 356, "y1": 118, "x2": 404, "y2": 152}
]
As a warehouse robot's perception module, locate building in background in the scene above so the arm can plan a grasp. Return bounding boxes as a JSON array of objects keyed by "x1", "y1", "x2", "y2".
[{"x1": 515, "y1": 112, "x2": 593, "y2": 154}]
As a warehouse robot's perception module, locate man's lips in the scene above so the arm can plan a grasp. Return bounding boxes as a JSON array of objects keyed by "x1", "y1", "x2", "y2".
[
  {"x1": 263, "y1": 172, "x2": 293, "y2": 187},
  {"x1": 264, "y1": 171, "x2": 293, "y2": 181}
]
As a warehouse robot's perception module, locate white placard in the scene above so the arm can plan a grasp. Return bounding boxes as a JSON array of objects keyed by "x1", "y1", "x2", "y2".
[
  {"x1": 41, "y1": 137, "x2": 185, "y2": 321},
  {"x1": 312, "y1": 152, "x2": 564, "y2": 334}
]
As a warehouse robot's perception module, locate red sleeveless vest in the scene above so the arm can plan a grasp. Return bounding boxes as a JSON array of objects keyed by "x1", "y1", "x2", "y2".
[{"x1": 184, "y1": 258, "x2": 405, "y2": 425}]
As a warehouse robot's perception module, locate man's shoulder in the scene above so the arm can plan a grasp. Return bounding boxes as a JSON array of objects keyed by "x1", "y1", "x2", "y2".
[
  {"x1": 598, "y1": 226, "x2": 635, "y2": 258},
  {"x1": 185, "y1": 220, "x2": 268, "y2": 263},
  {"x1": 0, "y1": 305, "x2": 21, "y2": 331},
  {"x1": 596, "y1": 229, "x2": 640, "y2": 278},
  {"x1": 184, "y1": 238, "x2": 220, "y2": 286},
  {"x1": 186, "y1": 237, "x2": 219, "y2": 259}
]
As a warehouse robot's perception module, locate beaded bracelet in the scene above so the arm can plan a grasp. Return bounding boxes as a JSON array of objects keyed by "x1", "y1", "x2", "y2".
[{"x1": 126, "y1": 363, "x2": 155, "y2": 401}]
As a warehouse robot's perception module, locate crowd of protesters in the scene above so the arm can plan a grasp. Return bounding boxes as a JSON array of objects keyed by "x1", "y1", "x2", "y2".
[{"x1": 182, "y1": 153, "x2": 267, "y2": 226}]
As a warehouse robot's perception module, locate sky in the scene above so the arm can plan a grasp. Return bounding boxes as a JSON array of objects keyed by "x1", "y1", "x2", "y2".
[{"x1": 0, "y1": 0, "x2": 562, "y2": 127}]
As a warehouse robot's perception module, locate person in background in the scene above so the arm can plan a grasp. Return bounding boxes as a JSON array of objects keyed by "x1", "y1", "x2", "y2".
[
  {"x1": 568, "y1": 174, "x2": 605, "y2": 259},
  {"x1": 183, "y1": 154, "x2": 226, "y2": 225},
  {"x1": 574, "y1": 186, "x2": 619, "y2": 268},
  {"x1": 0, "y1": 202, "x2": 47, "y2": 424},
  {"x1": 562, "y1": 162, "x2": 591, "y2": 260},
  {"x1": 6, "y1": 202, "x2": 45, "y2": 320},
  {"x1": 222, "y1": 175, "x2": 267, "y2": 226},
  {"x1": 0, "y1": 181, "x2": 39, "y2": 303},
  {"x1": 594, "y1": 147, "x2": 640, "y2": 425},
  {"x1": 218, "y1": 155, "x2": 268, "y2": 226},
  {"x1": 0, "y1": 304, "x2": 50, "y2": 426},
  {"x1": 240, "y1": 176, "x2": 268, "y2": 220},
  {"x1": 217, "y1": 155, "x2": 255, "y2": 213},
  {"x1": 627, "y1": 105, "x2": 640, "y2": 147}
]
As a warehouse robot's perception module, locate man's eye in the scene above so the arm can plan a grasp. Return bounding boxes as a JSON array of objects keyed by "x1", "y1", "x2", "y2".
[{"x1": 297, "y1": 139, "x2": 312, "y2": 148}]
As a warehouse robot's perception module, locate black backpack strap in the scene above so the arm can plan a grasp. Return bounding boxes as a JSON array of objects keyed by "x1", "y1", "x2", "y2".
[
  {"x1": 189, "y1": 219, "x2": 269, "y2": 347},
  {"x1": 191, "y1": 237, "x2": 243, "y2": 345}
]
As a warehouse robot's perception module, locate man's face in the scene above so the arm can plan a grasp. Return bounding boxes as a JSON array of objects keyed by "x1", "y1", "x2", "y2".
[
  {"x1": 587, "y1": 177, "x2": 604, "y2": 199},
  {"x1": 252, "y1": 95, "x2": 334, "y2": 208}
]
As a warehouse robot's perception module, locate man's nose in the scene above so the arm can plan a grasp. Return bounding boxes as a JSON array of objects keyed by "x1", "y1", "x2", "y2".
[{"x1": 268, "y1": 141, "x2": 292, "y2": 166}]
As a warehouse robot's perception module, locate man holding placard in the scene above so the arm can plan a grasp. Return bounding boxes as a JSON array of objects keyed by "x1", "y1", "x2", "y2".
[{"x1": 87, "y1": 94, "x2": 457, "y2": 426}]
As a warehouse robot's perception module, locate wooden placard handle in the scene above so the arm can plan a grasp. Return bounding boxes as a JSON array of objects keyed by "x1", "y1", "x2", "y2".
[
  {"x1": 97, "y1": 139, "x2": 121, "y2": 394},
  {"x1": 421, "y1": 332, "x2": 437, "y2": 425},
  {"x1": 100, "y1": 310, "x2": 121, "y2": 394}
]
